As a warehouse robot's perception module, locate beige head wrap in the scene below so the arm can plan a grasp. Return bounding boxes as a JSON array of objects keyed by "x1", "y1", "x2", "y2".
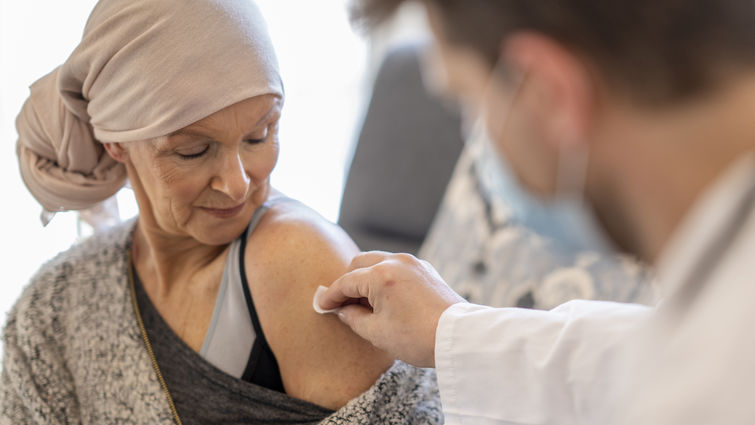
[{"x1": 16, "y1": 0, "x2": 283, "y2": 216}]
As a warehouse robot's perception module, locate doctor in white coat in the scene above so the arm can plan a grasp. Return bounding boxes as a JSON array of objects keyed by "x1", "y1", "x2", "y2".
[{"x1": 318, "y1": 0, "x2": 755, "y2": 424}]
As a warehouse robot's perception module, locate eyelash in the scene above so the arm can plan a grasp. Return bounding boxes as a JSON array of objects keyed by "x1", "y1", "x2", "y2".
[
  {"x1": 176, "y1": 137, "x2": 266, "y2": 160},
  {"x1": 177, "y1": 147, "x2": 209, "y2": 160},
  {"x1": 246, "y1": 137, "x2": 266, "y2": 145}
]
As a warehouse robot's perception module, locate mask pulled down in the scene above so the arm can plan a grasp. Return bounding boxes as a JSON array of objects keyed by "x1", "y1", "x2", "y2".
[
  {"x1": 473, "y1": 60, "x2": 615, "y2": 254},
  {"x1": 476, "y1": 127, "x2": 613, "y2": 254}
]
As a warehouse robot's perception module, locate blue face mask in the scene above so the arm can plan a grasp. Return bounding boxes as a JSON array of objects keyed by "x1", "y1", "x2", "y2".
[
  {"x1": 468, "y1": 56, "x2": 618, "y2": 255},
  {"x1": 473, "y1": 125, "x2": 615, "y2": 254}
]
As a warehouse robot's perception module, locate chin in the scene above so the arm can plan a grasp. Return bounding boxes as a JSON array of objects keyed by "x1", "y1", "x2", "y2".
[
  {"x1": 191, "y1": 216, "x2": 251, "y2": 246},
  {"x1": 188, "y1": 196, "x2": 265, "y2": 245}
]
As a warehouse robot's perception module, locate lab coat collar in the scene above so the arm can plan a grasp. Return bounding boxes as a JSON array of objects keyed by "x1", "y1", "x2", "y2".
[{"x1": 656, "y1": 152, "x2": 755, "y2": 302}]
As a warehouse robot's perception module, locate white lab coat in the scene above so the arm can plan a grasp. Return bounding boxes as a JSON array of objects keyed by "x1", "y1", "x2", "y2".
[{"x1": 435, "y1": 153, "x2": 755, "y2": 425}]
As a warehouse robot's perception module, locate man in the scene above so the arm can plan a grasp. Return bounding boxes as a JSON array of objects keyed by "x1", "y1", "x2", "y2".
[{"x1": 318, "y1": 1, "x2": 755, "y2": 423}]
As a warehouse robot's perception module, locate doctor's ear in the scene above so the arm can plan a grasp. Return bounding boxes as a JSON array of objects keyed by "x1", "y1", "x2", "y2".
[
  {"x1": 103, "y1": 142, "x2": 129, "y2": 163},
  {"x1": 501, "y1": 32, "x2": 596, "y2": 149}
]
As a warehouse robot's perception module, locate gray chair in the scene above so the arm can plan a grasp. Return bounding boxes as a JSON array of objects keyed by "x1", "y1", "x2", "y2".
[{"x1": 338, "y1": 44, "x2": 465, "y2": 254}]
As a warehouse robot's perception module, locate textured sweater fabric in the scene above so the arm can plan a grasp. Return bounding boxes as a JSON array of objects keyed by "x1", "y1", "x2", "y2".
[{"x1": 0, "y1": 220, "x2": 442, "y2": 424}]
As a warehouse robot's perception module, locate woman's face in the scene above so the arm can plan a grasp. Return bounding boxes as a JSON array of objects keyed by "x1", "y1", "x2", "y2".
[{"x1": 122, "y1": 95, "x2": 281, "y2": 246}]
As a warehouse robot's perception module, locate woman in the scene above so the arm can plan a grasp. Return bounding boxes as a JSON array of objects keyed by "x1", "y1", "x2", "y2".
[{"x1": 1, "y1": 0, "x2": 440, "y2": 423}]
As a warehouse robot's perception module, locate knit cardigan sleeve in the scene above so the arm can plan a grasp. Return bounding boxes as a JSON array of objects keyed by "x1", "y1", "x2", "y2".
[
  {"x1": 1, "y1": 221, "x2": 177, "y2": 425},
  {"x1": 1, "y1": 283, "x2": 81, "y2": 424}
]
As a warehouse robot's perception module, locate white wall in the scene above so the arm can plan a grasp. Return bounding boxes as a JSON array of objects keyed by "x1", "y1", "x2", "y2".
[
  {"x1": 0, "y1": 0, "x2": 99, "y2": 324},
  {"x1": 0, "y1": 1, "x2": 368, "y2": 323},
  {"x1": 257, "y1": 0, "x2": 368, "y2": 221}
]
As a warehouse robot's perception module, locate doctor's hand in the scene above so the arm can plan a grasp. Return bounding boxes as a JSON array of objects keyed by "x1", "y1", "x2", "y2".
[{"x1": 318, "y1": 251, "x2": 466, "y2": 368}]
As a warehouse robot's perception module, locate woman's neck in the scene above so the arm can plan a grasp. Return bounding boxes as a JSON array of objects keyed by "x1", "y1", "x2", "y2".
[{"x1": 132, "y1": 217, "x2": 228, "y2": 297}]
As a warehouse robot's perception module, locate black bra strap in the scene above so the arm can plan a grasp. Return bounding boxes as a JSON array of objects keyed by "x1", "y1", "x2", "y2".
[{"x1": 238, "y1": 210, "x2": 285, "y2": 392}]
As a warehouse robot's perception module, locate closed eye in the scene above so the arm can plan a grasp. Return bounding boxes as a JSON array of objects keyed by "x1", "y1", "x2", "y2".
[
  {"x1": 177, "y1": 145, "x2": 209, "y2": 159},
  {"x1": 246, "y1": 123, "x2": 273, "y2": 145}
]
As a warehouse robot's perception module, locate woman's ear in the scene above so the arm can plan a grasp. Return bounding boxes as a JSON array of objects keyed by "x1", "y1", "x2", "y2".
[{"x1": 103, "y1": 142, "x2": 129, "y2": 163}]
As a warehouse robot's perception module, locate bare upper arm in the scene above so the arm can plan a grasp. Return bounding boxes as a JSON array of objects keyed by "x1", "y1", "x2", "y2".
[{"x1": 244, "y1": 199, "x2": 394, "y2": 409}]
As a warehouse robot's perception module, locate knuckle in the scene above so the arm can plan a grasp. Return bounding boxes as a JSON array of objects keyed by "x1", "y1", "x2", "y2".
[
  {"x1": 372, "y1": 263, "x2": 393, "y2": 281},
  {"x1": 393, "y1": 252, "x2": 417, "y2": 265},
  {"x1": 349, "y1": 255, "x2": 362, "y2": 268}
]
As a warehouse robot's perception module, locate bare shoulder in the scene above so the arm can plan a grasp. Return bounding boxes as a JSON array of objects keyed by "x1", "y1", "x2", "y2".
[
  {"x1": 244, "y1": 197, "x2": 394, "y2": 409},
  {"x1": 252, "y1": 197, "x2": 358, "y2": 265}
]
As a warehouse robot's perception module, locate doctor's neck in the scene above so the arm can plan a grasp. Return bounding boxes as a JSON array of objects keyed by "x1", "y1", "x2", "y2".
[{"x1": 587, "y1": 74, "x2": 755, "y2": 263}]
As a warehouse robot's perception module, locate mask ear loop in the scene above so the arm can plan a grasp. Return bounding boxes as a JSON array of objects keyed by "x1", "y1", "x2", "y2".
[
  {"x1": 555, "y1": 142, "x2": 590, "y2": 203},
  {"x1": 554, "y1": 136, "x2": 616, "y2": 252},
  {"x1": 479, "y1": 56, "x2": 530, "y2": 160},
  {"x1": 486, "y1": 54, "x2": 588, "y2": 203},
  {"x1": 485, "y1": 56, "x2": 616, "y2": 254}
]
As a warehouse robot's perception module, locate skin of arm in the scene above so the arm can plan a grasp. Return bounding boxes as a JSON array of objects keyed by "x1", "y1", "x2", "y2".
[{"x1": 243, "y1": 199, "x2": 395, "y2": 410}]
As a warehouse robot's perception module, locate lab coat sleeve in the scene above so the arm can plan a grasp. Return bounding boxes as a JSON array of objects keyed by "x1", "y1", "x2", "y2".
[{"x1": 435, "y1": 300, "x2": 650, "y2": 425}]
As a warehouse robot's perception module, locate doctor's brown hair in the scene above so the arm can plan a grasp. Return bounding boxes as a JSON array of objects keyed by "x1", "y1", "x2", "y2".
[{"x1": 351, "y1": 0, "x2": 755, "y2": 104}]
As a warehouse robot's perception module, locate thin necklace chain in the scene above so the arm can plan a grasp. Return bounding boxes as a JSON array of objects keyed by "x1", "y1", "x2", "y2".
[{"x1": 128, "y1": 250, "x2": 184, "y2": 425}]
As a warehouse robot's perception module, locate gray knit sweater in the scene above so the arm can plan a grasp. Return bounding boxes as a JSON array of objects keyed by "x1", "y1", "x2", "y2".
[{"x1": 0, "y1": 221, "x2": 442, "y2": 424}]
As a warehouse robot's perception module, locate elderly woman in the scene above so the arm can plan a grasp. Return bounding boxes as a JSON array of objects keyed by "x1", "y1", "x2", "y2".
[{"x1": 0, "y1": 0, "x2": 440, "y2": 423}]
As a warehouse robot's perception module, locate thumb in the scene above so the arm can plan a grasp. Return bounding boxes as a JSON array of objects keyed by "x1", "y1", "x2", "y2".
[{"x1": 337, "y1": 304, "x2": 375, "y2": 342}]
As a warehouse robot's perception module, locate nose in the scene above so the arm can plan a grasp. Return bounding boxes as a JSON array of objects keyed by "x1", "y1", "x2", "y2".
[{"x1": 210, "y1": 151, "x2": 250, "y2": 202}]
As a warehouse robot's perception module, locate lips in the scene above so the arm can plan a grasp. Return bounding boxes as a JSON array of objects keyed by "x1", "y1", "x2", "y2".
[{"x1": 200, "y1": 203, "x2": 245, "y2": 218}]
